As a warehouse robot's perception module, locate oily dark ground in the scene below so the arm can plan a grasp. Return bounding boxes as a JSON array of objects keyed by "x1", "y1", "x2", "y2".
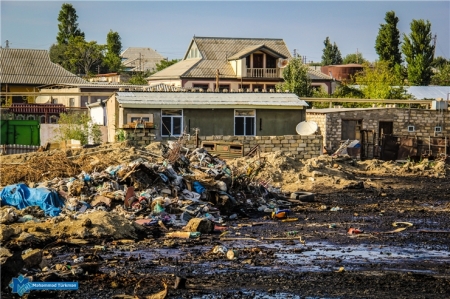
[{"x1": 3, "y1": 175, "x2": 450, "y2": 299}]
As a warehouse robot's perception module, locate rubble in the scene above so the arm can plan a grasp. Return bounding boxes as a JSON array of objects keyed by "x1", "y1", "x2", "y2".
[{"x1": 1, "y1": 139, "x2": 449, "y2": 297}]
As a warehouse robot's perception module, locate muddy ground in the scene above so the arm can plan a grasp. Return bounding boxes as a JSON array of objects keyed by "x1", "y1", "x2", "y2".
[
  {"x1": 2, "y1": 172, "x2": 450, "y2": 299},
  {"x1": 1, "y1": 143, "x2": 450, "y2": 299}
]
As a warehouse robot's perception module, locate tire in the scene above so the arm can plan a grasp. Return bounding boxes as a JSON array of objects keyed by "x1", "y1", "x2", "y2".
[{"x1": 290, "y1": 191, "x2": 315, "y2": 202}]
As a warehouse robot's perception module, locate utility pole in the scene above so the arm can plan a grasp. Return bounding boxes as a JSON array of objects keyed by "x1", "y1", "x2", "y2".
[
  {"x1": 5, "y1": 40, "x2": 9, "y2": 48},
  {"x1": 293, "y1": 49, "x2": 297, "y2": 58},
  {"x1": 356, "y1": 48, "x2": 359, "y2": 64},
  {"x1": 432, "y1": 34, "x2": 437, "y2": 59}
]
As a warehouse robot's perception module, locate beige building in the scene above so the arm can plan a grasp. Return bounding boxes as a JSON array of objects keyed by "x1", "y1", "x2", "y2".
[
  {"x1": 147, "y1": 36, "x2": 335, "y2": 93},
  {"x1": 121, "y1": 47, "x2": 165, "y2": 73}
]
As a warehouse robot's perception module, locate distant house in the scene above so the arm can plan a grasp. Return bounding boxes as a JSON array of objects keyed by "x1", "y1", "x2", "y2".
[
  {"x1": 147, "y1": 36, "x2": 334, "y2": 93},
  {"x1": 321, "y1": 64, "x2": 363, "y2": 83},
  {"x1": 0, "y1": 48, "x2": 87, "y2": 107},
  {"x1": 121, "y1": 47, "x2": 165, "y2": 73},
  {"x1": 88, "y1": 73, "x2": 131, "y2": 84},
  {"x1": 104, "y1": 91, "x2": 309, "y2": 143}
]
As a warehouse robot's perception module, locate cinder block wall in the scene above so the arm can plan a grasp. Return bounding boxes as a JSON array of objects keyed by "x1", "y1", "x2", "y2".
[{"x1": 123, "y1": 129, "x2": 323, "y2": 159}]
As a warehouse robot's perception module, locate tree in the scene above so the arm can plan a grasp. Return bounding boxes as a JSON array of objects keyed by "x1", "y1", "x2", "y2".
[
  {"x1": 56, "y1": 3, "x2": 84, "y2": 45},
  {"x1": 342, "y1": 53, "x2": 367, "y2": 64},
  {"x1": 375, "y1": 11, "x2": 402, "y2": 69},
  {"x1": 128, "y1": 72, "x2": 149, "y2": 85},
  {"x1": 155, "y1": 59, "x2": 180, "y2": 72},
  {"x1": 54, "y1": 112, "x2": 102, "y2": 145},
  {"x1": 431, "y1": 56, "x2": 449, "y2": 69},
  {"x1": 402, "y1": 19, "x2": 435, "y2": 86},
  {"x1": 321, "y1": 37, "x2": 342, "y2": 66},
  {"x1": 353, "y1": 61, "x2": 408, "y2": 99},
  {"x1": 276, "y1": 57, "x2": 313, "y2": 97},
  {"x1": 65, "y1": 36, "x2": 105, "y2": 75},
  {"x1": 49, "y1": 43, "x2": 70, "y2": 70},
  {"x1": 431, "y1": 64, "x2": 450, "y2": 86},
  {"x1": 103, "y1": 30, "x2": 123, "y2": 73}
]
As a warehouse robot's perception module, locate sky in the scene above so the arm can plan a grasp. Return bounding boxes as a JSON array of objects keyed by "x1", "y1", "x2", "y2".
[{"x1": 1, "y1": 1, "x2": 449, "y2": 63}]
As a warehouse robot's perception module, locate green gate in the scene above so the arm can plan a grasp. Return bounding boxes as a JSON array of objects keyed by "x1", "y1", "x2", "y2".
[{"x1": 0, "y1": 120, "x2": 40, "y2": 145}]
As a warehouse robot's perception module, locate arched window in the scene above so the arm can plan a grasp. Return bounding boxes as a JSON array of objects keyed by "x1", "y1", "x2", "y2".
[
  {"x1": 39, "y1": 115, "x2": 46, "y2": 124},
  {"x1": 16, "y1": 114, "x2": 24, "y2": 120},
  {"x1": 27, "y1": 115, "x2": 35, "y2": 120},
  {"x1": 50, "y1": 115, "x2": 58, "y2": 124}
]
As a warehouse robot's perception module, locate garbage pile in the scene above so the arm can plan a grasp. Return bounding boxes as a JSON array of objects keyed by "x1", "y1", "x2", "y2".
[{"x1": 1, "y1": 141, "x2": 301, "y2": 240}]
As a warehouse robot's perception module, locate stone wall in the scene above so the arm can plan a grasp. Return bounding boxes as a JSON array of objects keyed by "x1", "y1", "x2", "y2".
[
  {"x1": 307, "y1": 108, "x2": 450, "y2": 151},
  {"x1": 123, "y1": 128, "x2": 323, "y2": 159}
]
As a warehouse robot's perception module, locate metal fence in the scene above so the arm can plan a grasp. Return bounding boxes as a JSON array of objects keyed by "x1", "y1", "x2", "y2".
[{"x1": 1, "y1": 144, "x2": 40, "y2": 155}]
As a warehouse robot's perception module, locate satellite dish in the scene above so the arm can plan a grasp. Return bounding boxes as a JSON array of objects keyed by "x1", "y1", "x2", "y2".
[
  {"x1": 277, "y1": 59, "x2": 289, "y2": 68},
  {"x1": 296, "y1": 121, "x2": 318, "y2": 135}
]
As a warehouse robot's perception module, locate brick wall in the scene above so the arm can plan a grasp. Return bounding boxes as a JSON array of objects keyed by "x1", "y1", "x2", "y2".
[
  {"x1": 123, "y1": 128, "x2": 323, "y2": 159},
  {"x1": 307, "y1": 108, "x2": 450, "y2": 151}
]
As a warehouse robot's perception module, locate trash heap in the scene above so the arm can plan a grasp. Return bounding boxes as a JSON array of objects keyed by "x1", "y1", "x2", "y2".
[{"x1": 0, "y1": 141, "x2": 299, "y2": 239}]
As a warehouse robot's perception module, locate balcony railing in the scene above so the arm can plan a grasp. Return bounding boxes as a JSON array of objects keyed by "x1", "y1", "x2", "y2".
[{"x1": 246, "y1": 68, "x2": 279, "y2": 78}]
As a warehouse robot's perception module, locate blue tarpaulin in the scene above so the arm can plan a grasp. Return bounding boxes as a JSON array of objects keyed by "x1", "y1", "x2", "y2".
[{"x1": 0, "y1": 183, "x2": 65, "y2": 217}]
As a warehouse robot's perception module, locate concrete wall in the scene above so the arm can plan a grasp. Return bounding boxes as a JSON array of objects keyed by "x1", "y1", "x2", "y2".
[
  {"x1": 40, "y1": 124, "x2": 108, "y2": 146},
  {"x1": 307, "y1": 108, "x2": 450, "y2": 151},
  {"x1": 123, "y1": 130, "x2": 323, "y2": 159}
]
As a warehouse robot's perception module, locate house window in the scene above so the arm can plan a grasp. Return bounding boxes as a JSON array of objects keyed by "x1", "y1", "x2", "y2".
[
  {"x1": 27, "y1": 115, "x2": 35, "y2": 120},
  {"x1": 239, "y1": 84, "x2": 250, "y2": 90},
  {"x1": 130, "y1": 117, "x2": 150, "y2": 123},
  {"x1": 214, "y1": 84, "x2": 230, "y2": 92},
  {"x1": 51, "y1": 98, "x2": 58, "y2": 104},
  {"x1": 266, "y1": 56, "x2": 276, "y2": 68},
  {"x1": 40, "y1": 115, "x2": 46, "y2": 124},
  {"x1": 193, "y1": 84, "x2": 210, "y2": 91},
  {"x1": 16, "y1": 114, "x2": 24, "y2": 120},
  {"x1": 252, "y1": 84, "x2": 263, "y2": 92},
  {"x1": 235, "y1": 109, "x2": 255, "y2": 136},
  {"x1": 161, "y1": 109, "x2": 183, "y2": 137},
  {"x1": 127, "y1": 113, "x2": 154, "y2": 124},
  {"x1": 69, "y1": 98, "x2": 75, "y2": 107},
  {"x1": 341, "y1": 119, "x2": 362, "y2": 140},
  {"x1": 50, "y1": 115, "x2": 58, "y2": 124},
  {"x1": 246, "y1": 56, "x2": 250, "y2": 68}
]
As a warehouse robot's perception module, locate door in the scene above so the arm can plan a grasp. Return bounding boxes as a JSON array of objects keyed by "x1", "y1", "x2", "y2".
[
  {"x1": 379, "y1": 121, "x2": 393, "y2": 136},
  {"x1": 253, "y1": 54, "x2": 263, "y2": 68}
]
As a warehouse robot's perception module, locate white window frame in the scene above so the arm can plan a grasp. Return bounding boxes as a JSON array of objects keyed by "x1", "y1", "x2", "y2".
[
  {"x1": 161, "y1": 109, "x2": 183, "y2": 137},
  {"x1": 234, "y1": 109, "x2": 256, "y2": 136}
]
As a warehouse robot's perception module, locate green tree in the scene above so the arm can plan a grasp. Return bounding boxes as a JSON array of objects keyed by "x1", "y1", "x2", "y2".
[
  {"x1": 103, "y1": 30, "x2": 123, "y2": 73},
  {"x1": 56, "y1": 3, "x2": 84, "y2": 45},
  {"x1": 128, "y1": 72, "x2": 149, "y2": 85},
  {"x1": 375, "y1": 11, "x2": 402, "y2": 69},
  {"x1": 155, "y1": 59, "x2": 180, "y2": 72},
  {"x1": 431, "y1": 63, "x2": 450, "y2": 86},
  {"x1": 354, "y1": 61, "x2": 408, "y2": 99},
  {"x1": 65, "y1": 36, "x2": 105, "y2": 75},
  {"x1": 342, "y1": 53, "x2": 367, "y2": 64},
  {"x1": 431, "y1": 56, "x2": 449, "y2": 69},
  {"x1": 276, "y1": 57, "x2": 313, "y2": 97},
  {"x1": 402, "y1": 19, "x2": 435, "y2": 86},
  {"x1": 49, "y1": 43, "x2": 70, "y2": 70},
  {"x1": 321, "y1": 37, "x2": 342, "y2": 66},
  {"x1": 54, "y1": 112, "x2": 102, "y2": 145}
]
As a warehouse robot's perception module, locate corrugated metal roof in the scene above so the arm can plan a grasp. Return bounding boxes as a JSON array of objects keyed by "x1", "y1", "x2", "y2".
[
  {"x1": 147, "y1": 58, "x2": 202, "y2": 79},
  {"x1": 115, "y1": 91, "x2": 308, "y2": 108},
  {"x1": 307, "y1": 67, "x2": 333, "y2": 80},
  {"x1": 405, "y1": 86, "x2": 450, "y2": 100},
  {"x1": 0, "y1": 48, "x2": 88, "y2": 85},
  {"x1": 120, "y1": 47, "x2": 165, "y2": 72}
]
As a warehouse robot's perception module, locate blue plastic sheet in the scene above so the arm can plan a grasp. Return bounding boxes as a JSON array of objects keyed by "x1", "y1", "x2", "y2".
[
  {"x1": 193, "y1": 181, "x2": 205, "y2": 194},
  {"x1": 0, "y1": 183, "x2": 65, "y2": 217}
]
